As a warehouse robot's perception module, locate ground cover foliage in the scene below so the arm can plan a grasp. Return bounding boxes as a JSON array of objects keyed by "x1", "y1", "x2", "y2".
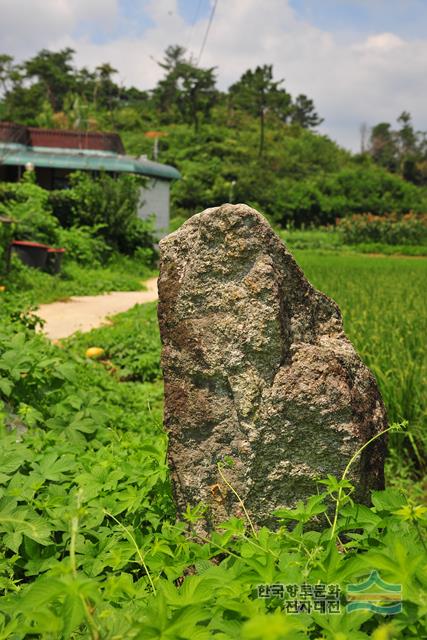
[
  {"x1": 0, "y1": 172, "x2": 156, "y2": 305},
  {"x1": 1, "y1": 255, "x2": 153, "y2": 308},
  {"x1": 0, "y1": 254, "x2": 426, "y2": 639}
]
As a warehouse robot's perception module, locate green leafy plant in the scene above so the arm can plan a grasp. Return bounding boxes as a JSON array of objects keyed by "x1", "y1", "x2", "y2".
[
  {"x1": 0, "y1": 174, "x2": 60, "y2": 246},
  {"x1": 67, "y1": 171, "x2": 156, "y2": 256},
  {"x1": 64, "y1": 301, "x2": 162, "y2": 382},
  {"x1": 58, "y1": 225, "x2": 111, "y2": 267}
]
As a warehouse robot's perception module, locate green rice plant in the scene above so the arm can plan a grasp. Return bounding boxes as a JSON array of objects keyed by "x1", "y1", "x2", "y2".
[{"x1": 295, "y1": 251, "x2": 427, "y2": 470}]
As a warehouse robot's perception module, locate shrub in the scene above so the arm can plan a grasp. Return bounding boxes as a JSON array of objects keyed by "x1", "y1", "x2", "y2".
[
  {"x1": 58, "y1": 225, "x2": 111, "y2": 266},
  {"x1": 272, "y1": 166, "x2": 427, "y2": 227},
  {"x1": 67, "y1": 171, "x2": 155, "y2": 255},
  {"x1": 337, "y1": 212, "x2": 427, "y2": 246},
  {"x1": 50, "y1": 175, "x2": 157, "y2": 262},
  {"x1": 47, "y1": 189, "x2": 76, "y2": 227},
  {"x1": 0, "y1": 172, "x2": 157, "y2": 280},
  {"x1": 120, "y1": 216, "x2": 157, "y2": 259},
  {"x1": 0, "y1": 173, "x2": 60, "y2": 245},
  {"x1": 0, "y1": 220, "x2": 13, "y2": 270}
]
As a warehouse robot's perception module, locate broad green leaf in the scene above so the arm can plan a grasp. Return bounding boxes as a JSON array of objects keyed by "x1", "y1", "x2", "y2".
[
  {"x1": 0, "y1": 377, "x2": 12, "y2": 397},
  {"x1": 18, "y1": 577, "x2": 65, "y2": 611},
  {"x1": 371, "y1": 489, "x2": 407, "y2": 513},
  {"x1": 241, "y1": 611, "x2": 309, "y2": 639},
  {"x1": 61, "y1": 593, "x2": 86, "y2": 639},
  {"x1": 32, "y1": 452, "x2": 77, "y2": 481},
  {"x1": 0, "y1": 503, "x2": 52, "y2": 551}
]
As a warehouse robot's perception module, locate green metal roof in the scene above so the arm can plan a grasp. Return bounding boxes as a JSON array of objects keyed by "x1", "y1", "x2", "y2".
[{"x1": 0, "y1": 143, "x2": 181, "y2": 180}]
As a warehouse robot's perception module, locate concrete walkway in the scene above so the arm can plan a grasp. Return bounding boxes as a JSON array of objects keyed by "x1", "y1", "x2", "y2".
[{"x1": 37, "y1": 277, "x2": 158, "y2": 340}]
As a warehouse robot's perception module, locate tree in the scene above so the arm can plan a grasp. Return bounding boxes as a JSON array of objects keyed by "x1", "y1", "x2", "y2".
[
  {"x1": 397, "y1": 111, "x2": 417, "y2": 157},
  {"x1": 74, "y1": 66, "x2": 96, "y2": 103},
  {"x1": 368, "y1": 112, "x2": 427, "y2": 184},
  {"x1": 1, "y1": 80, "x2": 46, "y2": 124},
  {"x1": 0, "y1": 54, "x2": 15, "y2": 95},
  {"x1": 24, "y1": 48, "x2": 76, "y2": 111},
  {"x1": 290, "y1": 94, "x2": 323, "y2": 129},
  {"x1": 229, "y1": 65, "x2": 291, "y2": 157},
  {"x1": 176, "y1": 64, "x2": 217, "y2": 132},
  {"x1": 0, "y1": 49, "x2": 124, "y2": 126},
  {"x1": 159, "y1": 45, "x2": 187, "y2": 73},
  {"x1": 153, "y1": 45, "x2": 217, "y2": 132},
  {"x1": 369, "y1": 122, "x2": 399, "y2": 173},
  {"x1": 152, "y1": 45, "x2": 190, "y2": 117},
  {"x1": 93, "y1": 63, "x2": 120, "y2": 110},
  {"x1": 0, "y1": 55, "x2": 37, "y2": 122},
  {"x1": 396, "y1": 111, "x2": 418, "y2": 181}
]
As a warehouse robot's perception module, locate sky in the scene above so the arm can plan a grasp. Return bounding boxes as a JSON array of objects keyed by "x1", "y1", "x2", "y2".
[{"x1": 0, "y1": 0, "x2": 426, "y2": 151}]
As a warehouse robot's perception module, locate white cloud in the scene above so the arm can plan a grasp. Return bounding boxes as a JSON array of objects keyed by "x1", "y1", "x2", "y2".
[
  {"x1": 360, "y1": 33, "x2": 404, "y2": 52},
  {"x1": 1, "y1": 0, "x2": 426, "y2": 150},
  {"x1": 0, "y1": 0, "x2": 119, "y2": 58}
]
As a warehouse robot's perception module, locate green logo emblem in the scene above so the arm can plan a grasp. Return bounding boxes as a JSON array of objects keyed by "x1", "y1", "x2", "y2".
[{"x1": 346, "y1": 570, "x2": 402, "y2": 615}]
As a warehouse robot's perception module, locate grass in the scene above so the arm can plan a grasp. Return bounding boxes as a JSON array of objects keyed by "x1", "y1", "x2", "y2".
[
  {"x1": 63, "y1": 301, "x2": 162, "y2": 383},
  {"x1": 0, "y1": 254, "x2": 154, "y2": 307}
]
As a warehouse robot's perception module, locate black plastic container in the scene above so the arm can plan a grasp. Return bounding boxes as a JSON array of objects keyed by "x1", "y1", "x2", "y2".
[
  {"x1": 11, "y1": 240, "x2": 49, "y2": 269},
  {"x1": 46, "y1": 248, "x2": 66, "y2": 274}
]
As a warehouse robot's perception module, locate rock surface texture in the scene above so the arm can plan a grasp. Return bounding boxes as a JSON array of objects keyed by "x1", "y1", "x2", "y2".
[{"x1": 158, "y1": 204, "x2": 387, "y2": 530}]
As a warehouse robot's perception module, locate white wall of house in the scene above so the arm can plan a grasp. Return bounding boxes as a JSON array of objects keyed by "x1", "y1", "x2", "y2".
[{"x1": 137, "y1": 178, "x2": 170, "y2": 238}]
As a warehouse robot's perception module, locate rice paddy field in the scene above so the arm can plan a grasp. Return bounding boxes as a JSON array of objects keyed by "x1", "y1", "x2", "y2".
[{"x1": 294, "y1": 251, "x2": 427, "y2": 488}]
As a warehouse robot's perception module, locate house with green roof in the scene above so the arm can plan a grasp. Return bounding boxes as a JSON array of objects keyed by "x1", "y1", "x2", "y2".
[{"x1": 0, "y1": 122, "x2": 180, "y2": 237}]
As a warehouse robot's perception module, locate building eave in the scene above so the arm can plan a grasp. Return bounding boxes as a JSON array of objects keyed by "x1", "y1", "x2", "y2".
[{"x1": 0, "y1": 143, "x2": 181, "y2": 181}]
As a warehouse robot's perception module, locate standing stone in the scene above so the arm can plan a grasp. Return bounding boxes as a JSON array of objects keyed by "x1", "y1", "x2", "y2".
[{"x1": 158, "y1": 204, "x2": 387, "y2": 531}]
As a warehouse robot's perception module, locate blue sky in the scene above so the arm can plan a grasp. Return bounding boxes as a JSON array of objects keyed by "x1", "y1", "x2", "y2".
[
  {"x1": 289, "y1": 0, "x2": 427, "y2": 40},
  {"x1": 76, "y1": 1, "x2": 427, "y2": 47},
  {"x1": 0, "y1": 0, "x2": 426, "y2": 151},
  {"x1": 76, "y1": 0, "x2": 213, "y2": 45}
]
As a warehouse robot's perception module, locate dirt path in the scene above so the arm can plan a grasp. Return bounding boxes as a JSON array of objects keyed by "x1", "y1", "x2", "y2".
[{"x1": 37, "y1": 277, "x2": 158, "y2": 340}]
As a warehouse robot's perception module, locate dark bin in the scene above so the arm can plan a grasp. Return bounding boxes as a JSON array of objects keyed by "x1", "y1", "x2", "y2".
[
  {"x1": 46, "y1": 247, "x2": 66, "y2": 275},
  {"x1": 11, "y1": 240, "x2": 49, "y2": 269}
]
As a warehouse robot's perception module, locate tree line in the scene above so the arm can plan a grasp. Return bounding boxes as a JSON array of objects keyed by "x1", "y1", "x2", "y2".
[
  {"x1": 368, "y1": 112, "x2": 427, "y2": 186},
  {"x1": 0, "y1": 46, "x2": 322, "y2": 159},
  {"x1": 1, "y1": 46, "x2": 426, "y2": 181}
]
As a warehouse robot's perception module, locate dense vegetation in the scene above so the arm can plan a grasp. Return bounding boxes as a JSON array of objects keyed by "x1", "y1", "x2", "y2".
[
  {"x1": 0, "y1": 170, "x2": 156, "y2": 305},
  {"x1": 1, "y1": 47, "x2": 427, "y2": 230},
  {"x1": 0, "y1": 252, "x2": 426, "y2": 639},
  {"x1": 337, "y1": 213, "x2": 427, "y2": 247}
]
